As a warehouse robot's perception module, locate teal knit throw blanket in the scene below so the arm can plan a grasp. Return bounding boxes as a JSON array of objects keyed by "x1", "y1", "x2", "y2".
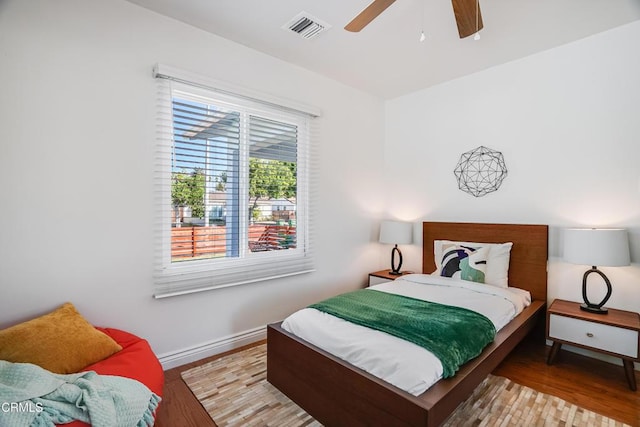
[{"x1": 0, "y1": 360, "x2": 160, "y2": 427}]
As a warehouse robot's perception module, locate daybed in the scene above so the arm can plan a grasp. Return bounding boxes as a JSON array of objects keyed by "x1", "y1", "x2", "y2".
[{"x1": 267, "y1": 221, "x2": 548, "y2": 427}]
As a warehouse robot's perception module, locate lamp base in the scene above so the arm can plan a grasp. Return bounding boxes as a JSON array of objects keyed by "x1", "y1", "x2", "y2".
[
  {"x1": 580, "y1": 303, "x2": 608, "y2": 314},
  {"x1": 580, "y1": 267, "x2": 612, "y2": 315},
  {"x1": 389, "y1": 245, "x2": 404, "y2": 277}
]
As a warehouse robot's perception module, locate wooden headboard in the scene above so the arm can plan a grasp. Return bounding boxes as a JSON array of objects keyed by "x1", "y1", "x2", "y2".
[{"x1": 422, "y1": 222, "x2": 548, "y2": 302}]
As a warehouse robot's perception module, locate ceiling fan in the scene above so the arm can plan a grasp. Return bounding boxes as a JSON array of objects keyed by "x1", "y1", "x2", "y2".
[{"x1": 344, "y1": 0, "x2": 483, "y2": 39}]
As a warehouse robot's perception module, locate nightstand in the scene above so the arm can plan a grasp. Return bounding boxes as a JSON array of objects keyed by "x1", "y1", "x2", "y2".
[
  {"x1": 368, "y1": 270, "x2": 410, "y2": 287},
  {"x1": 546, "y1": 299, "x2": 640, "y2": 391}
]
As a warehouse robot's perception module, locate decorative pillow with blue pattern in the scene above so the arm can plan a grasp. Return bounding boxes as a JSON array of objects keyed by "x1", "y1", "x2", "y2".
[
  {"x1": 439, "y1": 243, "x2": 489, "y2": 283},
  {"x1": 434, "y1": 240, "x2": 513, "y2": 287}
]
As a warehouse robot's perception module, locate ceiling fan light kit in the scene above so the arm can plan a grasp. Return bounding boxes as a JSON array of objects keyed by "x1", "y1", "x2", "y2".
[{"x1": 345, "y1": 0, "x2": 483, "y2": 39}]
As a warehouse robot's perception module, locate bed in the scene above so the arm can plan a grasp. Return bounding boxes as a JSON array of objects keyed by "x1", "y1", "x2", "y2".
[{"x1": 267, "y1": 221, "x2": 548, "y2": 427}]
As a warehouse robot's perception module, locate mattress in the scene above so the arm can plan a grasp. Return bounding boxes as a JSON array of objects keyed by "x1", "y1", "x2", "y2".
[{"x1": 282, "y1": 274, "x2": 531, "y2": 396}]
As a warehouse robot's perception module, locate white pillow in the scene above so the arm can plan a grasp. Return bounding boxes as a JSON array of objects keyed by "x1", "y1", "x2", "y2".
[{"x1": 434, "y1": 240, "x2": 513, "y2": 288}]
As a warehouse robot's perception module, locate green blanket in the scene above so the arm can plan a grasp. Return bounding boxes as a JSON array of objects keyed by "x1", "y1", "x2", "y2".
[
  {"x1": 309, "y1": 289, "x2": 496, "y2": 378},
  {"x1": 0, "y1": 360, "x2": 160, "y2": 427}
]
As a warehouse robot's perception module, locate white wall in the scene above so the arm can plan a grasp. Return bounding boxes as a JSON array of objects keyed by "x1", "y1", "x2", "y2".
[
  {"x1": 0, "y1": 0, "x2": 385, "y2": 363},
  {"x1": 385, "y1": 21, "x2": 640, "y2": 364}
]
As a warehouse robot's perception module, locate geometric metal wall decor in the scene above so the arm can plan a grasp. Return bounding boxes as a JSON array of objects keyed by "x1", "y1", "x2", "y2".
[{"x1": 453, "y1": 146, "x2": 508, "y2": 197}]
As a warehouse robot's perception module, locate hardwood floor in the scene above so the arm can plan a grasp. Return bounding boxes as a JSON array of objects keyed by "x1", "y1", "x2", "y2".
[
  {"x1": 494, "y1": 337, "x2": 639, "y2": 426},
  {"x1": 155, "y1": 336, "x2": 639, "y2": 426}
]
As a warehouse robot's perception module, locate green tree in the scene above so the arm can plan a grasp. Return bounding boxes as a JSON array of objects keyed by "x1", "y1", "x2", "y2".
[
  {"x1": 248, "y1": 158, "x2": 296, "y2": 220},
  {"x1": 172, "y1": 169, "x2": 206, "y2": 218},
  {"x1": 215, "y1": 172, "x2": 227, "y2": 192}
]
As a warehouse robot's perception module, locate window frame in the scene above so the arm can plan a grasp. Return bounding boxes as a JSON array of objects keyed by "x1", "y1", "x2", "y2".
[{"x1": 153, "y1": 65, "x2": 318, "y2": 298}]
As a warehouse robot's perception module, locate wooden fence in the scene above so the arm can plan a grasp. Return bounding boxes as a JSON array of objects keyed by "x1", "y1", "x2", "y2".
[{"x1": 171, "y1": 224, "x2": 296, "y2": 259}]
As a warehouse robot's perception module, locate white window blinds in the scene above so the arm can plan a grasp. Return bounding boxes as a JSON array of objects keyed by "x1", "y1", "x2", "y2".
[{"x1": 153, "y1": 65, "x2": 318, "y2": 298}]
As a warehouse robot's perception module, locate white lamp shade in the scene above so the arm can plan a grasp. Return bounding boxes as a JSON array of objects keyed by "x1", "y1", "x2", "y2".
[
  {"x1": 379, "y1": 220, "x2": 413, "y2": 245},
  {"x1": 564, "y1": 228, "x2": 630, "y2": 267}
]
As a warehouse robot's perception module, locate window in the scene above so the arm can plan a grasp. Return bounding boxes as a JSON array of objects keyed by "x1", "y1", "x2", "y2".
[{"x1": 153, "y1": 66, "x2": 318, "y2": 298}]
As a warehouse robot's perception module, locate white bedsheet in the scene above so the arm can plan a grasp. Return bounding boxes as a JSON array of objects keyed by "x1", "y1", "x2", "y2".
[{"x1": 281, "y1": 274, "x2": 531, "y2": 396}]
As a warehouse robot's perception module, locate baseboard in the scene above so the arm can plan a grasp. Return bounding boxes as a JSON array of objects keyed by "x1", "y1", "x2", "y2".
[{"x1": 158, "y1": 325, "x2": 266, "y2": 370}]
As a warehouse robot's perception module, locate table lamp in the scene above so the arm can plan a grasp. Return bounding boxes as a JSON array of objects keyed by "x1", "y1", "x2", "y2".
[
  {"x1": 379, "y1": 220, "x2": 413, "y2": 275},
  {"x1": 563, "y1": 228, "x2": 630, "y2": 314}
]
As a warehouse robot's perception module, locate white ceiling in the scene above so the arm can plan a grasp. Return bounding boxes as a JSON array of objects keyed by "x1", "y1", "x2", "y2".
[{"x1": 127, "y1": 0, "x2": 640, "y2": 99}]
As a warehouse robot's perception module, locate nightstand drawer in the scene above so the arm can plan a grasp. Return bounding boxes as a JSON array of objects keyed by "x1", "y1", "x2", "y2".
[
  {"x1": 368, "y1": 275, "x2": 392, "y2": 286},
  {"x1": 549, "y1": 314, "x2": 639, "y2": 358}
]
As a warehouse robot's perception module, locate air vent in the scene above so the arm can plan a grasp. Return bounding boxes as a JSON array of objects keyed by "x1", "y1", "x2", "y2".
[{"x1": 282, "y1": 12, "x2": 331, "y2": 40}]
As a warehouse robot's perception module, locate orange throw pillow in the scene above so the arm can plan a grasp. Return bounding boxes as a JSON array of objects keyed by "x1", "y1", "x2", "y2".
[{"x1": 0, "y1": 302, "x2": 122, "y2": 374}]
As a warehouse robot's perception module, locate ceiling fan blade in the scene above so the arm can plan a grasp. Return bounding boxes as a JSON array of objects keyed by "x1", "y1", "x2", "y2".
[
  {"x1": 451, "y1": 0, "x2": 483, "y2": 39},
  {"x1": 344, "y1": 0, "x2": 397, "y2": 32}
]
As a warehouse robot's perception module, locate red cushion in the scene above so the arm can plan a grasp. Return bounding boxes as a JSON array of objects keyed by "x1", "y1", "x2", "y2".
[{"x1": 59, "y1": 327, "x2": 164, "y2": 427}]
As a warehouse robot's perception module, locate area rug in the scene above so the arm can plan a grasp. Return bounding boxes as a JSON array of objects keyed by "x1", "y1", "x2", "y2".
[{"x1": 181, "y1": 343, "x2": 630, "y2": 427}]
